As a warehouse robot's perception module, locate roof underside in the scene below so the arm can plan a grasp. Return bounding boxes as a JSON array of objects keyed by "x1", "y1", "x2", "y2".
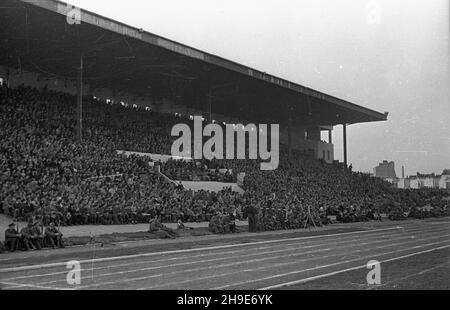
[{"x1": 0, "y1": 0, "x2": 388, "y2": 126}]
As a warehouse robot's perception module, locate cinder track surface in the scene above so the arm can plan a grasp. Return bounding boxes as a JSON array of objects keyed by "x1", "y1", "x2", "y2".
[{"x1": 0, "y1": 219, "x2": 449, "y2": 290}]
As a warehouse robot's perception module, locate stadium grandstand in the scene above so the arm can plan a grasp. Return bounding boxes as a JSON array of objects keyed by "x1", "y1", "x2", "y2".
[{"x1": 0, "y1": 0, "x2": 449, "y2": 239}]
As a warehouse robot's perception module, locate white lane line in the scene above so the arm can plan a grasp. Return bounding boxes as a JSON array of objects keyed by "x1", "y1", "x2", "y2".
[
  {"x1": 188, "y1": 238, "x2": 450, "y2": 290},
  {"x1": 79, "y1": 234, "x2": 450, "y2": 290},
  {"x1": 214, "y1": 242, "x2": 450, "y2": 290},
  {"x1": 0, "y1": 281, "x2": 69, "y2": 290},
  {"x1": 430, "y1": 221, "x2": 450, "y2": 225},
  {"x1": 367, "y1": 261, "x2": 450, "y2": 290},
  {"x1": 2, "y1": 219, "x2": 446, "y2": 270},
  {"x1": 203, "y1": 238, "x2": 450, "y2": 290},
  {"x1": 29, "y1": 228, "x2": 448, "y2": 287},
  {"x1": 0, "y1": 226, "x2": 401, "y2": 273},
  {"x1": 6, "y1": 224, "x2": 442, "y2": 282},
  {"x1": 0, "y1": 282, "x2": 30, "y2": 290},
  {"x1": 259, "y1": 246, "x2": 450, "y2": 290},
  {"x1": 0, "y1": 219, "x2": 446, "y2": 265}
]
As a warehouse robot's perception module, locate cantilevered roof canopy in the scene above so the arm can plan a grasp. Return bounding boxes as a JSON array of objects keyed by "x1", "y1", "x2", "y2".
[{"x1": 0, "y1": 0, "x2": 388, "y2": 126}]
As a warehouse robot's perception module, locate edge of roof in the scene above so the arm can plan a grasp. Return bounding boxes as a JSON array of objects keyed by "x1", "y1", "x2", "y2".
[{"x1": 20, "y1": 0, "x2": 388, "y2": 122}]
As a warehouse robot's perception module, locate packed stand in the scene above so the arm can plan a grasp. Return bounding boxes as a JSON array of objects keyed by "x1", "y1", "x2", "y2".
[{"x1": 0, "y1": 84, "x2": 449, "y2": 238}]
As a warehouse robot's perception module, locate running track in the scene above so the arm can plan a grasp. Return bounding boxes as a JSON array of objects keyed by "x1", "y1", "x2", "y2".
[{"x1": 0, "y1": 220, "x2": 449, "y2": 290}]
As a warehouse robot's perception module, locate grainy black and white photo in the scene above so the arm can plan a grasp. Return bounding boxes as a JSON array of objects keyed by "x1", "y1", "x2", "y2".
[{"x1": 0, "y1": 0, "x2": 449, "y2": 294}]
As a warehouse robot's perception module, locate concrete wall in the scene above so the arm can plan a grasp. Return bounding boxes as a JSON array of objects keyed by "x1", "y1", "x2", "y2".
[
  {"x1": 397, "y1": 178, "x2": 410, "y2": 189},
  {"x1": 179, "y1": 181, "x2": 244, "y2": 194},
  {"x1": 317, "y1": 140, "x2": 334, "y2": 163},
  {"x1": 117, "y1": 150, "x2": 192, "y2": 162},
  {"x1": 397, "y1": 176, "x2": 449, "y2": 189},
  {"x1": 279, "y1": 124, "x2": 334, "y2": 164},
  {"x1": 384, "y1": 178, "x2": 399, "y2": 187},
  {"x1": 409, "y1": 179, "x2": 421, "y2": 189},
  {"x1": 423, "y1": 177, "x2": 440, "y2": 188}
]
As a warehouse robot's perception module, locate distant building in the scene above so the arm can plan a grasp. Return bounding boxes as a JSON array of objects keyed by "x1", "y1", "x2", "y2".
[
  {"x1": 409, "y1": 177, "x2": 423, "y2": 189},
  {"x1": 396, "y1": 169, "x2": 450, "y2": 189},
  {"x1": 374, "y1": 160, "x2": 397, "y2": 178},
  {"x1": 439, "y1": 171, "x2": 450, "y2": 189},
  {"x1": 383, "y1": 177, "x2": 399, "y2": 187},
  {"x1": 397, "y1": 178, "x2": 410, "y2": 189}
]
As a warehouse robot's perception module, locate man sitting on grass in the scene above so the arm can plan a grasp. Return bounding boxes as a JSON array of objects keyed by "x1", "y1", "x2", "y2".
[
  {"x1": 148, "y1": 215, "x2": 178, "y2": 239},
  {"x1": 31, "y1": 222, "x2": 45, "y2": 249},
  {"x1": 45, "y1": 222, "x2": 65, "y2": 248},
  {"x1": 177, "y1": 219, "x2": 194, "y2": 230},
  {"x1": 4, "y1": 223, "x2": 20, "y2": 252},
  {"x1": 20, "y1": 222, "x2": 41, "y2": 250}
]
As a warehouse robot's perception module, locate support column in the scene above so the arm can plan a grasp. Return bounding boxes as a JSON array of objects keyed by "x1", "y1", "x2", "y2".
[
  {"x1": 208, "y1": 89, "x2": 212, "y2": 124},
  {"x1": 343, "y1": 123, "x2": 347, "y2": 167},
  {"x1": 5, "y1": 69, "x2": 10, "y2": 99},
  {"x1": 77, "y1": 55, "x2": 83, "y2": 143},
  {"x1": 328, "y1": 129, "x2": 332, "y2": 144},
  {"x1": 287, "y1": 118, "x2": 292, "y2": 158}
]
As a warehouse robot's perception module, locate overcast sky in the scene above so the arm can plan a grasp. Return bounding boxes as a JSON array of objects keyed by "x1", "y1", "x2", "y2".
[{"x1": 68, "y1": 0, "x2": 449, "y2": 176}]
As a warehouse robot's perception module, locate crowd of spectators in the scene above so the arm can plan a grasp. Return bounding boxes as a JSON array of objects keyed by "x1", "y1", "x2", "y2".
[
  {"x1": 0, "y1": 84, "x2": 449, "y2": 234},
  {"x1": 0, "y1": 85, "x2": 243, "y2": 226}
]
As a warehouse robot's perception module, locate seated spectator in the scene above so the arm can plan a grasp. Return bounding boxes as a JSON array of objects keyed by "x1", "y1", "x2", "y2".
[
  {"x1": 4, "y1": 223, "x2": 20, "y2": 252},
  {"x1": 177, "y1": 219, "x2": 193, "y2": 230},
  {"x1": 208, "y1": 213, "x2": 237, "y2": 234},
  {"x1": 20, "y1": 222, "x2": 41, "y2": 250},
  {"x1": 0, "y1": 84, "x2": 448, "y2": 235},
  {"x1": 148, "y1": 215, "x2": 177, "y2": 239},
  {"x1": 31, "y1": 222, "x2": 45, "y2": 249},
  {"x1": 45, "y1": 222, "x2": 65, "y2": 248}
]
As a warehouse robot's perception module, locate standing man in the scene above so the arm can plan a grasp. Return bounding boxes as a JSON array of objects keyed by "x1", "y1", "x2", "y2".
[
  {"x1": 4, "y1": 223, "x2": 20, "y2": 252},
  {"x1": 228, "y1": 212, "x2": 237, "y2": 233},
  {"x1": 246, "y1": 204, "x2": 258, "y2": 233}
]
